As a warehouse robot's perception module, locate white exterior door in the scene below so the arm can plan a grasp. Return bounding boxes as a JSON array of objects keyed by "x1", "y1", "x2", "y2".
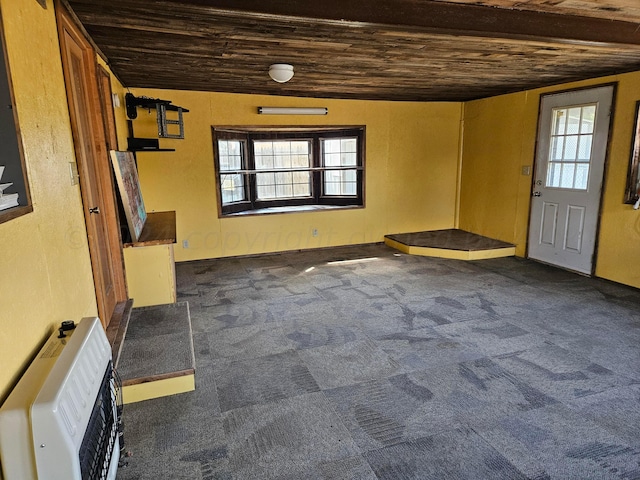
[{"x1": 528, "y1": 85, "x2": 613, "y2": 274}]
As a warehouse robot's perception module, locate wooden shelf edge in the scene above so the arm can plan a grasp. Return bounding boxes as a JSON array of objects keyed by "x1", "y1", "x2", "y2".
[{"x1": 123, "y1": 210, "x2": 176, "y2": 247}]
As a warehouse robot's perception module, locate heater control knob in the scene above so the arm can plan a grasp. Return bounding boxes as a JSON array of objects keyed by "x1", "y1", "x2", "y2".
[
  {"x1": 58, "y1": 320, "x2": 76, "y2": 338},
  {"x1": 60, "y1": 320, "x2": 76, "y2": 331}
]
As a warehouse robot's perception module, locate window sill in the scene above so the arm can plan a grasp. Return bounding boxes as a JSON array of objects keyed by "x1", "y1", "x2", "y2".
[{"x1": 222, "y1": 204, "x2": 363, "y2": 217}]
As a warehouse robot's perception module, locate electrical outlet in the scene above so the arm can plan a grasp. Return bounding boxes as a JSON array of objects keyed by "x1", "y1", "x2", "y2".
[
  {"x1": 312, "y1": 229, "x2": 318, "y2": 237},
  {"x1": 182, "y1": 239, "x2": 189, "y2": 249}
]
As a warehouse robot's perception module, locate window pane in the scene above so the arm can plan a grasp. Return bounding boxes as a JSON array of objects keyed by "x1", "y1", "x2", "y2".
[
  {"x1": 324, "y1": 169, "x2": 357, "y2": 196},
  {"x1": 218, "y1": 140, "x2": 242, "y2": 171},
  {"x1": 551, "y1": 137, "x2": 564, "y2": 161},
  {"x1": 218, "y1": 140, "x2": 246, "y2": 204},
  {"x1": 581, "y1": 105, "x2": 596, "y2": 134},
  {"x1": 321, "y1": 137, "x2": 359, "y2": 197},
  {"x1": 291, "y1": 141, "x2": 309, "y2": 154},
  {"x1": 292, "y1": 154, "x2": 309, "y2": 168},
  {"x1": 566, "y1": 107, "x2": 581, "y2": 135},
  {"x1": 577, "y1": 134, "x2": 592, "y2": 162},
  {"x1": 274, "y1": 142, "x2": 290, "y2": 155},
  {"x1": 293, "y1": 172, "x2": 311, "y2": 197},
  {"x1": 276, "y1": 172, "x2": 293, "y2": 198},
  {"x1": 256, "y1": 171, "x2": 310, "y2": 200},
  {"x1": 341, "y1": 138, "x2": 357, "y2": 152},
  {"x1": 254, "y1": 141, "x2": 273, "y2": 156},
  {"x1": 256, "y1": 152, "x2": 274, "y2": 169},
  {"x1": 552, "y1": 109, "x2": 567, "y2": 135},
  {"x1": 563, "y1": 135, "x2": 578, "y2": 161},
  {"x1": 322, "y1": 137, "x2": 358, "y2": 166},
  {"x1": 560, "y1": 163, "x2": 575, "y2": 188},
  {"x1": 324, "y1": 139, "x2": 340, "y2": 153},
  {"x1": 254, "y1": 140, "x2": 311, "y2": 170},
  {"x1": 341, "y1": 152, "x2": 357, "y2": 166},
  {"x1": 254, "y1": 140, "x2": 312, "y2": 200},
  {"x1": 324, "y1": 171, "x2": 339, "y2": 195},
  {"x1": 220, "y1": 173, "x2": 245, "y2": 204},
  {"x1": 546, "y1": 162, "x2": 560, "y2": 188},
  {"x1": 325, "y1": 153, "x2": 340, "y2": 166},
  {"x1": 344, "y1": 170, "x2": 357, "y2": 195},
  {"x1": 257, "y1": 172, "x2": 276, "y2": 199},
  {"x1": 575, "y1": 164, "x2": 590, "y2": 190},
  {"x1": 274, "y1": 154, "x2": 291, "y2": 169}
]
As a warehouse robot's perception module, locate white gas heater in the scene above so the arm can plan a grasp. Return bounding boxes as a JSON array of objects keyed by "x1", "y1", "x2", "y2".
[{"x1": 0, "y1": 317, "x2": 122, "y2": 479}]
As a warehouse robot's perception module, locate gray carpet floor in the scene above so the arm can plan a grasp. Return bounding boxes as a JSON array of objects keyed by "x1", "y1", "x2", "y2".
[{"x1": 116, "y1": 243, "x2": 640, "y2": 480}]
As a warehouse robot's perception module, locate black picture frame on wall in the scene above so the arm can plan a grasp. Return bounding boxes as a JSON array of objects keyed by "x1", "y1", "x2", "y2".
[
  {"x1": 625, "y1": 100, "x2": 640, "y2": 205},
  {"x1": 0, "y1": 10, "x2": 32, "y2": 224}
]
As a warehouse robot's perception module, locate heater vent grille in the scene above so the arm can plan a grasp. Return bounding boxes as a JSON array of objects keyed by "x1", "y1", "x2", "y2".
[{"x1": 80, "y1": 362, "x2": 118, "y2": 480}]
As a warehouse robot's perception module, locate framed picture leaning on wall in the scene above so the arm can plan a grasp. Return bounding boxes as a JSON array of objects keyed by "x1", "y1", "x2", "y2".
[{"x1": 110, "y1": 150, "x2": 147, "y2": 242}]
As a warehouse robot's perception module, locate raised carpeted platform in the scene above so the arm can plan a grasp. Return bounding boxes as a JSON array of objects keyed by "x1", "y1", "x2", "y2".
[
  {"x1": 385, "y1": 228, "x2": 515, "y2": 260},
  {"x1": 117, "y1": 301, "x2": 195, "y2": 403}
]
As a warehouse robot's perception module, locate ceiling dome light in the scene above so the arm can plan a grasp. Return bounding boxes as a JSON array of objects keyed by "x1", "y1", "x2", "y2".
[{"x1": 269, "y1": 64, "x2": 294, "y2": 83}]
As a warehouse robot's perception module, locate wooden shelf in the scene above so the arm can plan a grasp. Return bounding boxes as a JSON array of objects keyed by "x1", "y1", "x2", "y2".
[
  {"x1": 124, "y1": 211, "x2": 176, "y2": 247},
  {"x1": 127, "y1": 137, "x2": 175, "y2": 152}
]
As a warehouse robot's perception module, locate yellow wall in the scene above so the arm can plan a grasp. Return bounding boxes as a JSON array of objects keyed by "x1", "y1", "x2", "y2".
[
  {"x1": 595, "y1": 74, "x2": 640, "y2": 288},
  {"x1": 0, "y1": 0, "x2": 97, "y2": 401},
  {"x1": 459, "y1": 91, "x2": 532, "y2": 252},
  {"x1": 123, "y1": 244, "x2": 176, "y2": 307},
  {"x1": 125, "y1": 89, "x2": 463, "y2": 262},
  {"x1": 460, "y1": 74, "x2": 640, "y2": 288}
]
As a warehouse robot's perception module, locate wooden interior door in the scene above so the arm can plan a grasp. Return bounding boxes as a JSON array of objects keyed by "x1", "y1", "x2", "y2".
[{"x1": 57, "y1": 6, "x2": 127, "y2": 327}]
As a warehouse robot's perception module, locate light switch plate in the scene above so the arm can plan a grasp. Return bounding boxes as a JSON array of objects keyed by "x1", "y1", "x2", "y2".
[{"x1": 69, "y1": 162, "x2": 79, "y2": 186}]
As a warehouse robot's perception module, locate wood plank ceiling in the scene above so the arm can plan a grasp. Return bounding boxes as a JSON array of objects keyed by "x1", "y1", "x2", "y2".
[{"x1": 65, "y1": 0, "x2": 640, "y2": 101}]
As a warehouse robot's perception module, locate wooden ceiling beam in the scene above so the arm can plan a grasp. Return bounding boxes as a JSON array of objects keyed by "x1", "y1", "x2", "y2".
[{"x1": 177, "y1": 0, "x2": 640, "y2": 47}]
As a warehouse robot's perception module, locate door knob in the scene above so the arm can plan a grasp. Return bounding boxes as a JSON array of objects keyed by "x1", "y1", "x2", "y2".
[
  {"x1": 89, "y1": 206, "x2": 100, "y2": 214},
  {"x1": 533, "y1": 192, "x2": 541, "y2": 197}
]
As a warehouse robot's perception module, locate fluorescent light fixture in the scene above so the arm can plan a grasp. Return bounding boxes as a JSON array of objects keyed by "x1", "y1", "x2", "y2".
[{"x1": 257, "y1": 107, "x2": 328, "y2": 115}]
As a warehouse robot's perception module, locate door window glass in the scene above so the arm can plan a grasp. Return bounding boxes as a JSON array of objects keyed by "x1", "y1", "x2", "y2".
[{"x1": 546, "y1": 104, "x2": 596, "y2": 190}]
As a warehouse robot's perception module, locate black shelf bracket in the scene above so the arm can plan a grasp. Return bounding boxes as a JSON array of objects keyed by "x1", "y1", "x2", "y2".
[
  {"x1": 125, "y1": 93, "x2": 189, "y2": 151},
  {"x1": 125, "y1": 93, "x2": 188, "y2": 138}
]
